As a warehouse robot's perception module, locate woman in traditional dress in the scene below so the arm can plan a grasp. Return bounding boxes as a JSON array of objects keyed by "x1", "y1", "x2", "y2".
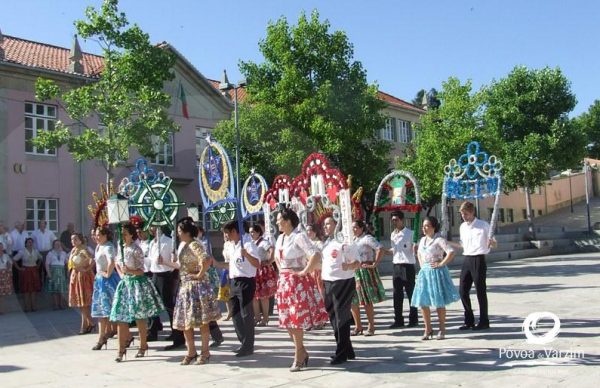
[
  {"x1": 91, "y1": 227, "x2": 121, "y2": 350},
  {"x1": 249, "y1": 223, "x2": 276, "y2": 326},
  {"x1": 110, "y1": 223, "x2": 164, "y2": 362},
  {"x1": 0, "y1": 242, "x2": 13, "y2": 314},
  {"x1": 350, "y1": 220, "x2": 386, "y2": 336},
  {"x1": 171, "y1": 218, "x2": 222, "y2": 365},
  {"x1": 13, "y1": 237, "x2": 42, "y2": 312},
  {"x1": 45, "y1": 239, "x2": 68, "y2": 310},
  {"x1": 68, "y1": 233, "x2": 95, "y2": 334},
  {"x1": 275, "y1": 208, "x2": 329, "y2": 372},
  {"x1": 411, "y1": 216, "x2": 459, "y2": 340}
]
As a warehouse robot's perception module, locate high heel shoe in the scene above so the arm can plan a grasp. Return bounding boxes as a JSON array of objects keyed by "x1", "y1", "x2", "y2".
[
  {"x1": 115, "y1": 348, "x2": 127, "y2": 362},
  {"x1": 180, "y1": 353, "x2": 198, "y2": 365},
  {"x1": 135, "y1": 346, "x2": 148, "y2": 358},
  {"x1": 351, "y1": 328, "x2": 363, "y2": 336},
  {"x1": 289, "y1": 354, "x2": 309, "y2": 372},
  {"x1": 196, "y1": 352, "x2": 211, "y2": 365},
  {"x1": 437, "y1": 331, "x2": 446, "y2": 340},
  {"x1": 125, "y1": 336, "x2": 135, "y2": 348},
  {"x1": 364, "y1": 327, "x2": 375, "y2": 336},
  {"x1": 84, "y1": 324, "x2": 95, "y2": 334},
  {"x1": 92, "y1": 338, "x2": 108, "y2": 350},
  {"x1": 421, "y1": 330, "x2": 434, "y2": 340},
  {"x1": 106, "y1": 330, "x2": 117, "y2": 339}
]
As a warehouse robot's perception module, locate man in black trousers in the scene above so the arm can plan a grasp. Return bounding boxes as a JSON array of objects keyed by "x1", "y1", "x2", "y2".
[{"x1": 222, "y1": 221, "x2": 259, "y2": 357}]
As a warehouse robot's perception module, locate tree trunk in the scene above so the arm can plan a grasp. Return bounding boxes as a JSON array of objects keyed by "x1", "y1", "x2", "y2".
[{"x1": 524, "y1": 186, "x2": 536, "y2": 239}]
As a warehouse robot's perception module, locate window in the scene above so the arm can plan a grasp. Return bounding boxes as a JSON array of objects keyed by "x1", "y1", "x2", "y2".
[
  {"x1": 487, "y1": 207, "x2": 494, "y2": 221},
  {"x1": 522, "y1": 209, "x2": 527, "y2": 220},
  {"x1": 25, "y1": 102, "x2": 57, "y2": 155},
  {"x1": 499, "y1": 208, "x2": 505, "y2": 223},
  {"x1": 26, "y1": 198, "x2": 58, "y2": 232},
  {"x1": 508, "y1": 209, "x2": 514, "y2": 223},
  {"x1": 195, "y1": 127, "x2": 210, "y2": 166},
  {"x1": 151, "y1": 134, "x2": 174, "y2": 166},
  {"x1": 381, "y1": 118, "x2": 396, "y2": 141},
  {"x1": 398, "y1": 120, "x2": 413, "y2": 143},
  {"x1": 538, "y1": 209, "x2": 543, "y2": 216}
]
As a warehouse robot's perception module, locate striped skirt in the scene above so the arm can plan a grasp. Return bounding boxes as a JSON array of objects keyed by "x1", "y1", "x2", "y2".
[{"x1": 352, "y1": 267, "x2": 385, "y2": 306}]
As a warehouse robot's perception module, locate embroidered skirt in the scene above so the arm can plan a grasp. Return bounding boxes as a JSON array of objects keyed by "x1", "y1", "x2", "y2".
[
  {"x1": 276, "y1": 272, "x2": 329, "y2": 330},
  {"x1": 411, "y1": 263, "x2": 460, "y2": 308},
  {"x1": 110, "y1": 274, "x2": 165, "y2": 322},
  {"x1": 173, "y1": 275, "x2": 222, "y2": 330},
  {"x1": 352, "y1": 267, "x2": 385, "y2": 306},
  {"x1": 0, "y1": 268, "x2": 13, "y2": 296},
  {"x1": 19, "y1": 266, "x2": 41, "y2": 293},
  {"x1": 46, "y1": 265, "x2": 68, "y2": 294},
  {"x1": 68, "y1": 269, "x2": 94, "y2": 307},
  {"x1": 255, "y1": 264, "x2": 277, "y2": 299},
  {"x1": 91, "y1": 272, "x2": 121, "y2": 318}
]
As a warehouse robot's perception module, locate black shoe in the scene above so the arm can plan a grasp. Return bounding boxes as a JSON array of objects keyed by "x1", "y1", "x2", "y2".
[
  {"x1": 459, "y1": 324, "x2": 475, "y2": 330},
  {"x1": 146, "y1": 333, "x2": 158, "y2": 342},
  {"x1": 164, "y1": 342, "x2": 185, "y2": 351},
  {"x1": 473, "y1": 323, "x2": 490, "y2": 331},
  {"x1": 407, "y1": 322, "x2": 419, "y2": 328},
  {"x1": 348, "y1": 352, "x2": 356, "y2": 360},
  {"x1": 209, "y1": 339, "x2": 223, "y2": 348},
  {"x1": 235, "y1": 348, "x2": 254, "y2": 357},
  {"x1": 388, "y1": 322, "x2": 405, "y2": 329},
  {"x1": 330, "y1": 356, "x2": 348, "y2": 365},
  {"x1": 165, "y1": 333, "x2": 175, "y2": 341}
]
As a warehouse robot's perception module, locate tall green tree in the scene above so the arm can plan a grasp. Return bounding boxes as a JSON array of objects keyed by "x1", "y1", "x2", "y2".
[
  {"x1": 214, "y1": 10, "x2": 389, "y2": 189},
  {"x1": 33, "y1": 0, "x2": 178, "y2": 182},
  {"x1": 484, "y1": 66, "x2": 583, "y2": 233},
  {"x1": 399, "y1": 77, "x2": 495, "y2": 212},
  {"x1": 574, "y1": 100, "x2": 600, "y2": 158}
]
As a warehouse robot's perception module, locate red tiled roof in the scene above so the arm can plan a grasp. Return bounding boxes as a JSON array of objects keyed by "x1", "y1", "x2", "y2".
[
  {"x1": 377, "y1": 90, "x2": 425, "y2": 114},
  {"x1": 0, "y1": 35, "x2": 104, "y2": 78}
]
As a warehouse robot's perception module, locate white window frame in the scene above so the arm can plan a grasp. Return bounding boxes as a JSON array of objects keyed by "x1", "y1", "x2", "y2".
[
  {"x1": 151, "y1": 134, "x2": 174, "y2": 166},
  {"x1": 25, "y1": 102, "x2": 57, "y2": 156},
  {"x1": 398, "y1": 120, "x2": 413, "y2": 143},
  {"x1": 26, "y1": 198, "x2": 58, "y2": 233},
  {"x1": 195, "y1": 127, "x2": 210, "y2": 166},
  {"x1": 381, "y1": 118, "x2": 395, "y2": 141}
]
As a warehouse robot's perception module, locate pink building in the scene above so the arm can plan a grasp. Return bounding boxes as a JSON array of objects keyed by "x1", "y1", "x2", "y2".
[{"x1": 0, "y1": 32, "x2": 233, "y2": 237}]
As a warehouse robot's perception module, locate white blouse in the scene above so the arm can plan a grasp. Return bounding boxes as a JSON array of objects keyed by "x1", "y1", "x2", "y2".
[
  {"x1": 95, "y1": 243, "x2": 115, "y2": 273},
  {"x1": 0, "y1": 254, "x2": 11, "y2": 270},
  {"x1": 246, "y1": 238, "x2": 272, "y2": 263},
  {"x1": 15, "y1": 248, "x2": 41, "y2": 267},
  {"x1": 353, "y1": 234, "x2": 382, "y2": 263},
  {"x1": 46, "y1": 250, "x2": 68, "y2": 266},
  {"x1": 418, "y1": 236, "x2": 454, "y2": 264},
  {"x1": 275, "y1": 231, "x2": 319, "y2": 270}
]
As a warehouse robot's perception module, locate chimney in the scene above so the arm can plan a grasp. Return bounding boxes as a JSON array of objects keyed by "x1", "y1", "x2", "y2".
[{"x1": 69, "y1": 34, "x2": 83, "y2": 74}]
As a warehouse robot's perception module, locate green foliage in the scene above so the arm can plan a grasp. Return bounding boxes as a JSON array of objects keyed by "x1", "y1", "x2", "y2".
[
  {"x1": 32, "y1": 0, "x2": 177, "y2": 177},
  {"x1": 574, "y1": 100, "x2": 600, "y2": 158},
  {"x1": 484, "y1": 66, "x2": 582, "y2": 189},
  {"x1": 399, "y1": 78, "x2": 497, "y2": 209},
  {"x1": 214, "y1": 10, "x2": 390, "y2": 189}
]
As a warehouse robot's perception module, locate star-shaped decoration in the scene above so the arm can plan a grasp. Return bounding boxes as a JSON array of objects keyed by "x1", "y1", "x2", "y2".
[{"x1": 129, "y1": 178, "x2": 185, "y2": 230}]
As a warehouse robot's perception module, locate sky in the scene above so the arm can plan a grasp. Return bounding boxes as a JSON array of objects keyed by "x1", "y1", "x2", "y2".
[{"x1": 1, "y1": 0, "x2": 599, "y2": 115}]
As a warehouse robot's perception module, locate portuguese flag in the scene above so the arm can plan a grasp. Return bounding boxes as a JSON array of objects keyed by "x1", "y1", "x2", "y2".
[{"x1": 179, "y1": 82, "x2": 189, "y2": 119}]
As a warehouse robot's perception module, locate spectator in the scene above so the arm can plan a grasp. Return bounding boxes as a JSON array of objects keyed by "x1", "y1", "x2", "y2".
[{"x1": 60, "y1": 223, "x2": 75, "y2": 252}]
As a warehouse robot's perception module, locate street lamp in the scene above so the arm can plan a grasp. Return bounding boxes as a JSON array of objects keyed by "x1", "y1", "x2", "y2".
[
  {"x1": 107, "y1": 193, "x2": 130, "y2": 259},
  {"x1": 584, "y1": 160, "x2": 592, "y2": 235},
  {"x1": 219, "y1": 70, "x2": 247, "y2": 234},
  {"x1": 567, "y1": 169, "x2": 574, "y2": 213}
]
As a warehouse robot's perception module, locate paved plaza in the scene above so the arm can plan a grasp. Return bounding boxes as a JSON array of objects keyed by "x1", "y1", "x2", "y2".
[{"x1": 1, "y1": 252, "x2": 599, "y2": 387}]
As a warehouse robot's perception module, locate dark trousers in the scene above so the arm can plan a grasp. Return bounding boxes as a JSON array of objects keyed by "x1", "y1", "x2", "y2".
[
  {"x1": 209, "y1": 321, "x2": 223, "y2": 342},
  {"x1": 151, "y1": 270, "x2": 183, "y2": 343},
  {"x1": 392, "y1": 263, "x2": 418, "y2": 325},
  {"x1": 324, "y1": 278, "x2": 356, "y2": 361},
  {"x1": 459, "y1": 255, "x2": 489, "y2": 326},
  {"x1": 230, "y1": 277, "x2": 256, "y2": 351}
]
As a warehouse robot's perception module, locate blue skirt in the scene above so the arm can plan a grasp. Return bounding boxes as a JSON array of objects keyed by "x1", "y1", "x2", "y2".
[
  {"x1": 411, "y1": 263, "x2": 460, "y2": 308},
  {"x1": 91, "y1": 272, "x2": 121, "y2": 318}
]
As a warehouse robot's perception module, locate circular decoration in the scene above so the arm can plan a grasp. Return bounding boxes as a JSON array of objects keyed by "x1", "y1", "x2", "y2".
[
  {"x1": 242, "y1": 171, "x2": 268, "y2": 216},
  {"x1": 200, "y1": 144, "x2": 231, "y2": 204},
  {"x1": 129, "y1": 179, "x2": 185, "y2": 230}
]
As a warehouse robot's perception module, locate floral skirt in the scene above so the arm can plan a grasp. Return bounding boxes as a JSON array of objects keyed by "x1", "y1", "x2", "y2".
[
  {"x1": 255, "y1": 264, "x2": 277, "y2": 299},
  {"x1": 0, "y1": 268, "x2": 13, "y2": 296},
  {"x1": 110, "y1": 274, "x2": 165, "y2": 322},
  {"x1": 20, "y1": 266, "x2": 41, "y2": 293},
  {"x1": 68, "y1": 270, "x2": 94, "y2": 307},
  {"x1": 91, "y1": 272, "x2": 121, "y2": 318},
  {"x1": 46, "y1": 265, "x2": 68, "y2": 294},
  {"x1": 352, "y1": 267, "x2": 385, "y2": 306},
  {"x1": 411, "y1": 263, "x2": 460, "y2": 308},
  {"x1": 173, "y1": 275, "x2": 222, "y2": 330},
  {"x1": 217, "y1": 269, "x2": 230, "y2": 301},
  {"x1": 276, "y1": 272, "x2": 329, "y2": 329}
]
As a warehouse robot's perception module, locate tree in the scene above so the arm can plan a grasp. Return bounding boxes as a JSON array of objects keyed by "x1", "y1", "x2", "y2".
[
  {"x1": 214, "y1": 10, "x2": 390, "y2": 190},
  {"x1": 484, "y1": 66, "x2": 583, "y2": 235},
  {"x1": 574, "y1": 100, "x2": 600, "y2": 158},
  {"x1": 32, "y1": 0, "x2": 178, "y2": 183},
  {"x1": 399, "y1": 77, "x2": 496, "y2": 212}
]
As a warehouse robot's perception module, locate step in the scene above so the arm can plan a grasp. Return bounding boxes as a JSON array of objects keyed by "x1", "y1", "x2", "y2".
[
  {"x1": 531, "y1": 239, "x2": 572, "y2": 249},
  {"x1": 494, "y1": 241, "x2": 534, "y2": 252}
]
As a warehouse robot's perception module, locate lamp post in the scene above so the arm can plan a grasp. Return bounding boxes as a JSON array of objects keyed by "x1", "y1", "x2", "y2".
[
  {"x1": 567, "y1": 169, "x2": 574, "y2": 213},
  {"x1": 107, "y1": 193, "x2": 130, "y2": 259},
  {"x1": 219, "y1": 70, "x2": 247, "y2": 235},
  {"x1": 584, "y1": 161, "x2": 592, "y2": 235}
]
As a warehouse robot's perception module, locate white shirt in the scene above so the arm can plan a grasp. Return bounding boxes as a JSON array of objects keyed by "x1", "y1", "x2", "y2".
[
  {"x1": 0, "y1": 233, "x2": 13, "y2": 253},
  {"x1": 390, "y1": 227, "x2": 415, "y2": 264},
  {"x1": 46, "y1": 249, "x2": 68, "y2": 267},
  {"x1": 32, "y1": 228, "x2": 56, "y2": 252},
  {"x1": 0, "y1": 254, "x2": 11, "y2": 270},
  {"x1": 148, "y1": 235, "x2": 174, "y2": 273},
  {"x1": 246, "y1": 238, "x2": 272, "y2": 263},
  {"x1": 459, "y1": 218, "x2": 491, "y2": 256},
  {"x1": 353, "y1": 234, "x2": 381, "y2": 263},
  {"x1": 275, "y1": 231, "x2": 319, "y2": 270},
  {"x1": 10, "y1": 229, "x2": 28, "y2": 252},
  {"x1": 225, "y1": 240, "x2": 257, "y2": 278},
  {"x1": 418, "y1": 236, "x2": 454, "y2": 264},
  {"x1": 136, "y1": 239, "x2": 151, "y2": 272},
  {"x1": 321, "y1": 238, "x2": 358, "y2": 281},
  {"x1": 95, "y1": 243, "x2": 115, "y2": 273}
]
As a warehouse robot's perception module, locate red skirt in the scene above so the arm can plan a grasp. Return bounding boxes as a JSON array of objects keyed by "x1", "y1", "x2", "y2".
[
  {"x1": 0, "y1": 269, "x2": 13, "y2": 296},
  {"x1": 276, "y1": 272, "x2": 329, "y2": 329},
  {"x1": 255, "y1": 264, "x2": 277, "y2": 299},
  {"x1": 69, "y1": 270, "x2": 94, "y2": 307},
  {"x1": 20, "y1": 267, "x2": 41, "y2": 293}
]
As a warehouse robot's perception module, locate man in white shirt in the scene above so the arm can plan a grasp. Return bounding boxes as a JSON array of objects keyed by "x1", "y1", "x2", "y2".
[
  {"x1": 321, "y1": 217, "x2": 360, "y2": 365},
  {"x1": 457, "y1": 201, "x2": 496, "y2": 331},
  {"x1": 222, "y1": 220, "x2": 259, "y2": 357},
  {"x1": 386, "y1": 211, "x2": 419, "y2": 329},
  {"x1": 32, "y1": 220, "x2": 56, "y2": 258},
  {"x1": 10, "y1": 222, "x2": 28, "y2": 256}
]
